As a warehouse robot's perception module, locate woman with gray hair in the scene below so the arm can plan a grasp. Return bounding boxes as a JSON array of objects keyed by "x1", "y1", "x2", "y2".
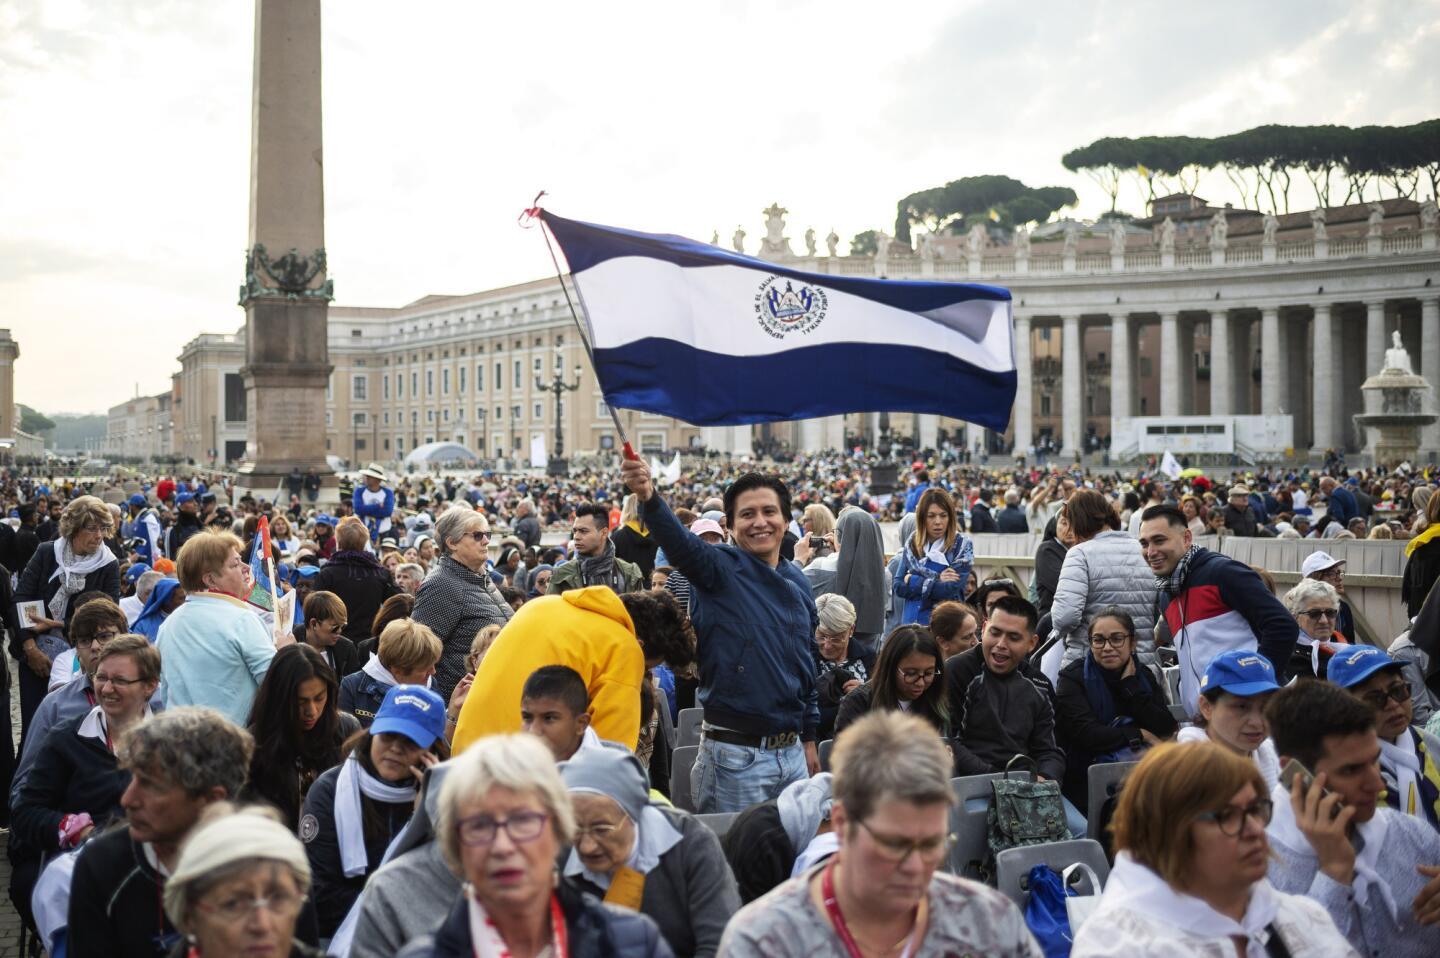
[
  {"x1": 411, "y1": 508, "x2": 512, "y2": 700},
  {"x1": 163, "y1": 805, "x2": 322, "y2": 958},
  {"x1": 399, "y1": 733, "x2": 672, "y2": 957},
  {"x1": 812, "y1": 594, "x2": 875, "y2": 740},
  {"x1": 1283, "y1": 577, "x2": 1347, "y2": 680},
  {"x1": 15, "y1": 494, "x2": 121, "y2": 733},
  {"x1": 718, "y1": 711, "x2": 1040, "y2": 957}
]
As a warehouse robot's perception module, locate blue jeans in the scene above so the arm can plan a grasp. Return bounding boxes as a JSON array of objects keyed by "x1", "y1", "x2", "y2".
[{"x1": 692, "y1": 737, "x2": 806, "y2": 813}]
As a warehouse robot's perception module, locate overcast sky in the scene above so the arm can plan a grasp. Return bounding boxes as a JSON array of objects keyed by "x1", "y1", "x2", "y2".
[{"x1": 4, "y1": 0, "x2": 1437, "y2": 415}]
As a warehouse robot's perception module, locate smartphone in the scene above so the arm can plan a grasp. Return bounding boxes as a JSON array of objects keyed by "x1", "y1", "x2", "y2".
[
  {"x1": 1278, "y1": 758, "x2": 1343, "y2": 817},
  {"x1": 809, "y1": 535, "x2": 826, "y2": 548}
]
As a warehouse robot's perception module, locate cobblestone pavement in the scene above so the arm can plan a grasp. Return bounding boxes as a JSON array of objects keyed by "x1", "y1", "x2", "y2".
[{"x1": 2, "y1": 653, "x2": 30, "y2": 956}]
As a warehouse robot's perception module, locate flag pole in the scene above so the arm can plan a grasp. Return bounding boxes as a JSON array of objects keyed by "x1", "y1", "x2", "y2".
[{"x1": 521, "y1": 193, "x2": 639, "y2": 462}]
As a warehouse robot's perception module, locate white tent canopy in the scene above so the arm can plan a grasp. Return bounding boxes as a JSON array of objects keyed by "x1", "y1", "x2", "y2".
[{"x1": 404, "y1": 441, "x2": 480, "y2": 466}]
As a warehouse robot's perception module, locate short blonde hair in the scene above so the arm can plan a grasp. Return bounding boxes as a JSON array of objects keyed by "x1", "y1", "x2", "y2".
[
  {"x1": 1283, "y1": 577, "x2": 1338, "y2": 615},
  {"x1": 436, "y1": 734, "x2": 575, "y2": 876},
  {"x1": 814, "y1": 594, "x2": 856, "y2": 635},
  {"x1": 1110, "y1": 742, "x2": 1264, "y2": 887},
  {"x1": 335, "y1": 517, "x2": 369, "y2": 552},
  {"x1": 378, "y1": 618, "x2": 443, "y2": 674},
  {"x1": 468, "y1": 624, "x2": 502, "y2": 671},
  {"x1": 303, "y1": 591, "x2": 346, "y2": 626},
  {"x1": 176, "y1": 531, "x2": 245, "y2": 592},
  {"x1": 803, "y1": 503, "x2": 835, "y2": 536},
  {"x1": 60, "y1": 495, "x2": 114, "y2": 540}
]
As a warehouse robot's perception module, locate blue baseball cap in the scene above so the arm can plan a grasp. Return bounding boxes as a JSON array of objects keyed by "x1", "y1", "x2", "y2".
[
  {"x1": 372, "y1": 685, "x2": 446, "y2": 749},
  {"x1": 128, "y1": 493, "x2": 146, "y2": 507},
  {"x1": 314, "y1": 514, "x2": 337, "y2": 528},
  {"x1": 1200, "y1": 650, "x2": 1280, "y2": 697},
  {"x1": 175, "y1": 491, "x2": 195, "y2": 505},
  {"x1": 124, "y1": 563, "x2": 151, "y2": 582},
  {"x1": 1327, "y1": 645, "x2": 1402, "y2": 689}
]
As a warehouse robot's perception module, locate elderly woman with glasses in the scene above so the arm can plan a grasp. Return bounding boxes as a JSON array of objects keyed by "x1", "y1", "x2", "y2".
[
  {"x1": 834, "y1": 625, "x2": 948, "y2": 739},
  {"x1": 15, "y1": 495, "x2": 121, "y2": 731},
  {"x1": 719, "y1": 711, "x2": 1040, "y2": 957},
  {"x1": 411, "y1": 508, "x2": 513, "y2": 700},
  {"x1": 163, "y1": 806, "x2": 323, "y2": 958},
  {"x1": 398, "y1": 733, "x2": 672, "y2": 958},
  {"x1": 1283, "y1": 578, "x2": 1348, "y2": 680},
  {"x1": 1055, "y1": 607, "x2": 1177, "y2": 811},
  {"x1": 1072, "y1": 742, "x2": 1353, "y2": 957},
  {"x1": 812, "y1": 595, "x2": 876, "y2": 741}
]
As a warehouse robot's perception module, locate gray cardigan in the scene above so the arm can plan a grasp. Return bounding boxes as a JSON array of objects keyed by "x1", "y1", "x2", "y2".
[
  {"x1": 1267, "y1": 805, "x2": 1440, "y2": 958},
  {"x1": 350, "y1": 842, "x2": 460, "y2": 958},
  {"x1": 1049, "y1": 529, "x2": 1158, "y2": 666}
]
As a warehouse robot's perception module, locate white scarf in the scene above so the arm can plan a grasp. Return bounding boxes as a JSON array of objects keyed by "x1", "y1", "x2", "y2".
[
  {"x1": 922, "y1": 539, "x2": 949, "y2": 567},
  {"x1": 360, "y1": 653, "x2": 399, "y2": 687},
  {"x1": 1266, "y1": 781, "x2": 1397, "y2": 922},
  {"x1": 466, "y1": 888, "x2": 554, "y2": 958},
  {"x1": 48, "y1": 538, "x2": 116, "y2": 623},
  {"x1": 1380, "y1": 731, "x2": 1421, "y2": 818},
  {"x1": 334, "y1": 754, "x2": 417, "y2": 877},
  {"x1": 1096, "y1": 853, "x2": 1282, "y2": 958}
]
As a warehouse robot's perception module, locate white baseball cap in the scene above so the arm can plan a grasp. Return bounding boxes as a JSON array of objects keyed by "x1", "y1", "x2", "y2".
[{"x1": 1301, "y1": 551, "x2": 1344, "y2": 577}]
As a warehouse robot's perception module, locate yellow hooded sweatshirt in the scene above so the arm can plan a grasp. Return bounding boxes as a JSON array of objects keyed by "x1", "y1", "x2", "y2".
[{"x1": 450, "y1": 586, "x2": 644, "y2": 754}]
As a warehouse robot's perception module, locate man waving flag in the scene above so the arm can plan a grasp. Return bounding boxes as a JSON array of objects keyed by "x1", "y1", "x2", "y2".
[{"x1": 539, "y1": 211, "x2": 1017, "y2": 431}]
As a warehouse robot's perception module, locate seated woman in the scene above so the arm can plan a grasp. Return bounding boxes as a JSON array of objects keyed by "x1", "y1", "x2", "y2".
[
  {"x1": 163, "y1": 806, "x2": 324, "y2": 958},
  {"x1": 128, "y1": 577, "x2": 184, "y2": 644},
  {"x1": 398, "y1": 734, "x2": 670, "y2": 957},
  {"x1": 1056, "y1": 607, "x2": 1177, "y2": 811},
  {"x1": 340, "y1": 618, "x2": 444, "y2": 726},
  {"x1": 834, "y1": 625, "x2": 947, "y2": 739},
  {"x1": 812, "y1": 594, "x2": 875, "y2": 741},
  {"x1": 303, "y1": 685, "x2": 449, "y2": 938},
  {"x1": 1283, "y1": 578, "x2": 1348, "y2": 680},
  {"x1": 927, "y1": 600, "x2": 980, "y2": 661},
  {"x1": 1072, "y1": 742, "x2": 1354, "y2": 957},
  {"x1": 245, "y1": 643, "x2": 360, "y2": 831},
  {"x1": 560, "y1": 745, "x2": 740, "y2": 957},
  {"x1": 720, "y1": 775, "x2": 835, "y2": 905},
  {"x1": 1176, "y1": 649, "x2": 1282, "y2": 790},
  {"x1": 893, "y1": 488, "x2": 973, "y2": 626}
]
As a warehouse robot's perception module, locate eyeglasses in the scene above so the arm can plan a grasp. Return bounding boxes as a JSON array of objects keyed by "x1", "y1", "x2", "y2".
[
  {"x1": 1299, "y1": 608, "x2": 1339, "y2": 621},
  {"x1": 856, "y1": 818, "x2": 955, "y2": 864},
  {"x1": 465, "y1": 530, "x2": 491, "y2": 542},
  {"x1": 197, "y1": 890, "x2": 307, "y2": 923},
  {"x1": 94, "y1": 672, "x2": 147, "y2": 689},
  {"x1": 1195, "y1": 799, "x2": 1273, "y2": 836},
  {"x1": 574, "y1": 817, "x2": 628, "y2": 844},
  {"x1": 1356, "y1": 680, "x2": 1411, "y2": 711},
  {"x1": 457, "y1": 810, "x2": 549, "y2": 846},
  {"x1": 816, "y1": 631, "x2": 850, "y2": 645},
  {"x1": 75, "y1": 629, "x2": 121, "y2": 649},
  {"x1": 897, "y1": 666, "x2": 942, "y2": 684},
  {"x1": 1315, "y1": 569, "x2": 1345, "y2": 580},
  {"x1": 1089, "y1": 632, "x2": 1132, "y2": 649}
]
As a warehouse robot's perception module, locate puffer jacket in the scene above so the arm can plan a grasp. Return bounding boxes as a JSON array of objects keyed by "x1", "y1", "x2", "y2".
[{"x1": 1049, "y1": 530, "x2": 1158, "y2": 666}]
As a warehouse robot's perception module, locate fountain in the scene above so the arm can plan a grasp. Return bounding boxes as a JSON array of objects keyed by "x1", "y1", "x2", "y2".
[{"x1": 1353, "y1": 331, "x2": 1437, "y2": 468}]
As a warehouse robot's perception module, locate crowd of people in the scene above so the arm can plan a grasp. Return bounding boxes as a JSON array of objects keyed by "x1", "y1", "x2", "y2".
[{"x1": 0, "y1": 447, "x2": 1438, "y2": 957}]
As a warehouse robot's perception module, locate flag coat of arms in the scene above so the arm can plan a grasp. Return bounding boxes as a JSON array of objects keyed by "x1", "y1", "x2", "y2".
[{"x1": 540, "y1": 212, "x2": 1017, "y2": 431}]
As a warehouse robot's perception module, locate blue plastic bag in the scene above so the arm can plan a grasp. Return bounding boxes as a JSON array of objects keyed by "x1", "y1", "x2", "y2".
[{"x1": 1022, "y1": 863, "x2": 1075, "y2": 958}]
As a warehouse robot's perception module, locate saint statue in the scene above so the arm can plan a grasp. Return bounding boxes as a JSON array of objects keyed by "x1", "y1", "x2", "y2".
[
  {"x1": 1013, "y1": 226, "x2": 1031, "y2": 255},
  {"x1": 1367, "y1": 202, "x2": 1385, "y2": 237},
  {"x1": 919, "y1": 230, "x2": 935, "y2": 262},
  {"x1": 1421, "y1": 199, "x2": 1439, "y2": 231},
  {"x1": 1262, "y1": 212, "x2": 1279, "y2": 245},
  {"x1": 760, "y1": 203, "x2": 792, "y2": 255},
  {"x1": 1310, "y1": 208, "x2": 1327, "y2": 241},
  {"x1": 711, "y1": 230, "x2": 719, "y2": 246},
  {"x1": 966, "y1": 223, "x2": 986, "y2": 258},
  {"x1": 804, "y1": 227, "x2": 817, "y2": 257},
  {"x1": 1062, "y1": 226, "x2": 1078, "y2": 256},
  {"x1": 875, "y1": 231, "x2": 892, "y2": 261},
  {"x1": 732, "y1": 226, "x2": 746, "y2": 253},
  {"x1": 826, "y1": 228, "x2": 840, "y2": 257},
  {"x1": 1159, "y1": 217, "x2": 1176, "y2": 252},
  {"x1": 1384, "y1": 329, "x2": 1414, "y2": 374},
  {"x1": 1208, "y1": 210, "x2": 1228, "y2": 249},
  {"x1": 1109, "y1": 219, "x2": 1127, "y2": 257}
]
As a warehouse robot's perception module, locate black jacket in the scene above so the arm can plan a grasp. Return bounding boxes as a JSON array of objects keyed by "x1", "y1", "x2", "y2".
[
  {"x1": 996, "y1": 505, "x2": 1029, "y2": 534},
  {"x1": 300, "y1": 761, "x2": 414, "y2": 937},
  {"x1": 306, "y1": 636, "x2": 360, "y2": 680},
  {"x1": 943, "y1": 645, "x2": 1064, "y2": 782},
  {"x1": 68, "y1": 826, "x2": 176, "y2": 958},
  {"x1": 1054, "y1": 655, "x2": 1177, "y2": 808},
  {"x1": 834, "y1": 681, "x2": 947, "y2": 740},
  {"x1": 163, "y1": 513, "x2": 203, "y2": 559},
  {"x1": 11, "y1": 711, "x2": 129, "y2": 857},
  {"x1": 1403, "y1": 534, "x2": 1440, "y2": 619},
  {"x1": 720, "y1": 800, "x2": 792, "y2": 904},
  {"x1": 14, "y1": 544, "x2": 121, "y2": 649},
  {"x1": 314, "y1": 551, "x2": 401, "y2": 645},
  {"x1": 338, "y1": 670, "x2": 390, "y2": 726},
  {"x1": 1033, "y1": 536, "x2": 1067, "y2": 617},
  {"x1": 1222, "y1": 503, "x2": 1259, "y2": 537},
  {"x1": 969, "y1": 503, "x2": 998, "y2": 534},
  {"x1": 513, "y1": 514, "x2": 542, "y2": 550},
  {"x1": 400, "y1": 880, "x2": 673, "y2": 958},
  {"x1": 814, "y1": 646, "x2": 877, "y2": 740},
  {"x1": 612, "y1": 524, "x2": 660, "y2": 580}
]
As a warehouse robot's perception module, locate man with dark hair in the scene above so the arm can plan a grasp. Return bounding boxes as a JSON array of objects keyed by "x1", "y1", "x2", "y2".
[
  {"x1": 1264, "y1": 679, "x2": 1440, "y2": 956},
  {"x1": 65, "y1": 708, "x2": 254, "y2": 958},
  {"x1": 622, "y1": 460, "x2": 819, "y2": 813},
  {"x1": 1138, "y1": 503, "x2": 1296, "y2": 717},
  {"x1": 520, "y1": 665, "x2": 598, "y2": 761},
  {"x1": 548, "y1": 502, "x2": 642, "y2": 595}
]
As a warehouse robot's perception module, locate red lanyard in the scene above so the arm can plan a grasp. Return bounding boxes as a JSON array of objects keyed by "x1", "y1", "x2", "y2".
[
  {"x1": 821, "y1": 860, "x2": 918, "y2": 958},
  {"x1": 472, "y1": 893, "x2": 568, "y2": 958}
]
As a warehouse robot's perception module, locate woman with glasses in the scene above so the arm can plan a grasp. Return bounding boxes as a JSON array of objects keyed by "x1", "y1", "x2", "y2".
[
  {"x1": 162, "y1": 805, "x2": 324, "y2": 958},
  {"x1": 14, "y1": 495, "x2": 121, "y2": 735},
  {"x1": 719, "y1": 711, "x2": 1040, "y2": 957},
  {"x1": 1055, "y1": 607, "x2": 1177, "y2": 811},
  {"x1": 1176, "y1": 650, "x2": 1282, "y2": 790},
  {"x1": 411, "y1": 509, "x2": 513, "y2": 701},
  {"x1": 833, "y1": 625, "x2": 948, "y2": 739},
  {"x1": 560, "y1": 744, "x2": 739, "y2": 957},
  {"x1": 1073, "y1": 741, "x2": 1353, "y2": 957},
  {"x1": 399, "y1": 733, "x2": 672, "y2": 957},
  {"x1": 812, "y1": 595, "x2": 876, "y2": 741},
  {"x1": 1283, "y1": 578, "x2": 1348, "y2": 680},
  {"x1": 302, "y1": 685, "x2": 448, "y2": 937}
]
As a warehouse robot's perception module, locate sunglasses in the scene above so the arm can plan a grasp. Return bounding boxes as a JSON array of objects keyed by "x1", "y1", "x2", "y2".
[{"x1": 1356, "y1": 680, "x2": 1410, "y2": 711}]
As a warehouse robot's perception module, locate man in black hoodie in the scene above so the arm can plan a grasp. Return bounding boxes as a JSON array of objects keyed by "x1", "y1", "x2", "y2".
[{"x1": 163, "y1": 492, "x2": 204, "y2": 559}]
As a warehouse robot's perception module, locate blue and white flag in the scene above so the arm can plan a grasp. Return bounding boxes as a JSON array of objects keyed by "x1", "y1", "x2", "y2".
[{"x1": 541, "y1": 212, "x2": 1017, "y2": 431}]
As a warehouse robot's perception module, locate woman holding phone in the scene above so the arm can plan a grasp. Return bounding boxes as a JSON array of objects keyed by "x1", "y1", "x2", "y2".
[{"x1": 894, "y1": 488, "x2": 973, "y2": 626}]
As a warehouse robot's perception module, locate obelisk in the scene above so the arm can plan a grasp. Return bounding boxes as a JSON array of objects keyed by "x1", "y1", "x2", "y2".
[{"x1": 234, "y1": 0, "x2": 335, "y2": 505}]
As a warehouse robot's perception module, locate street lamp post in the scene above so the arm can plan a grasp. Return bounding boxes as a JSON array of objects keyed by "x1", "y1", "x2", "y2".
[{"x1": 536, "y1": 344, "x2": 582, "y2": 476}]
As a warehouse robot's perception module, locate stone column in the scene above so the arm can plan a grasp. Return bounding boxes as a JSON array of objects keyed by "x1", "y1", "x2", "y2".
[
  {"x1": 823, "y1": 415, "x2": 847, "y2": 451},
  {"x1": 1159, "y1": 312, "x2": 1180, "y2": 416},
  {"x1": 917, "y1": 414, "x2": 939, "y2": 451},
  {"x1": 1110, "y1": 314, "x2": 1132, "y2": 422},
  {"x1": 1260, "y1": 306, "x2": 1288, "y2": 416},
  {"x1": 798, "y1": 418, "x2": 824, "y2": 453},
  {"x1": 1311, "y1": 304, "x2": 1337, "y2": 454},
  {"x1": 235, "y1": 0, "x2": 336, "y2": 503},
  {"x1": 1013, "y1": 314, "x2": 1033, "y2": 454},
  {"x1": 1061, "y1": 314, "x2": 1083, "y2": 457},
  {"x1": 1424, "y1": 297, "x2": 1440, "y2": 456},
  {"x1": 1365, "y1": 300, "x2": 1386, "y2": 377},
  {"x1": 1209, "y1": 310, "x2": 1232, "y2": 416}
]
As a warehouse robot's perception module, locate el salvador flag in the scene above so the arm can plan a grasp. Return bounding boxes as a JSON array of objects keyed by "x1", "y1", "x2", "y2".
[{"x1": 541, "y1": 211, "x2": 1017, "y2": 431}]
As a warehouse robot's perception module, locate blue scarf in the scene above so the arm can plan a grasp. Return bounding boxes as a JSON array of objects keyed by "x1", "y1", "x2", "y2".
[
  {"x1": 1080, "y1": 652, "x2": 1160, "y2": 761},
  {"x1": 132, "y1": 578, "x2": 182, "y2": 643}
]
